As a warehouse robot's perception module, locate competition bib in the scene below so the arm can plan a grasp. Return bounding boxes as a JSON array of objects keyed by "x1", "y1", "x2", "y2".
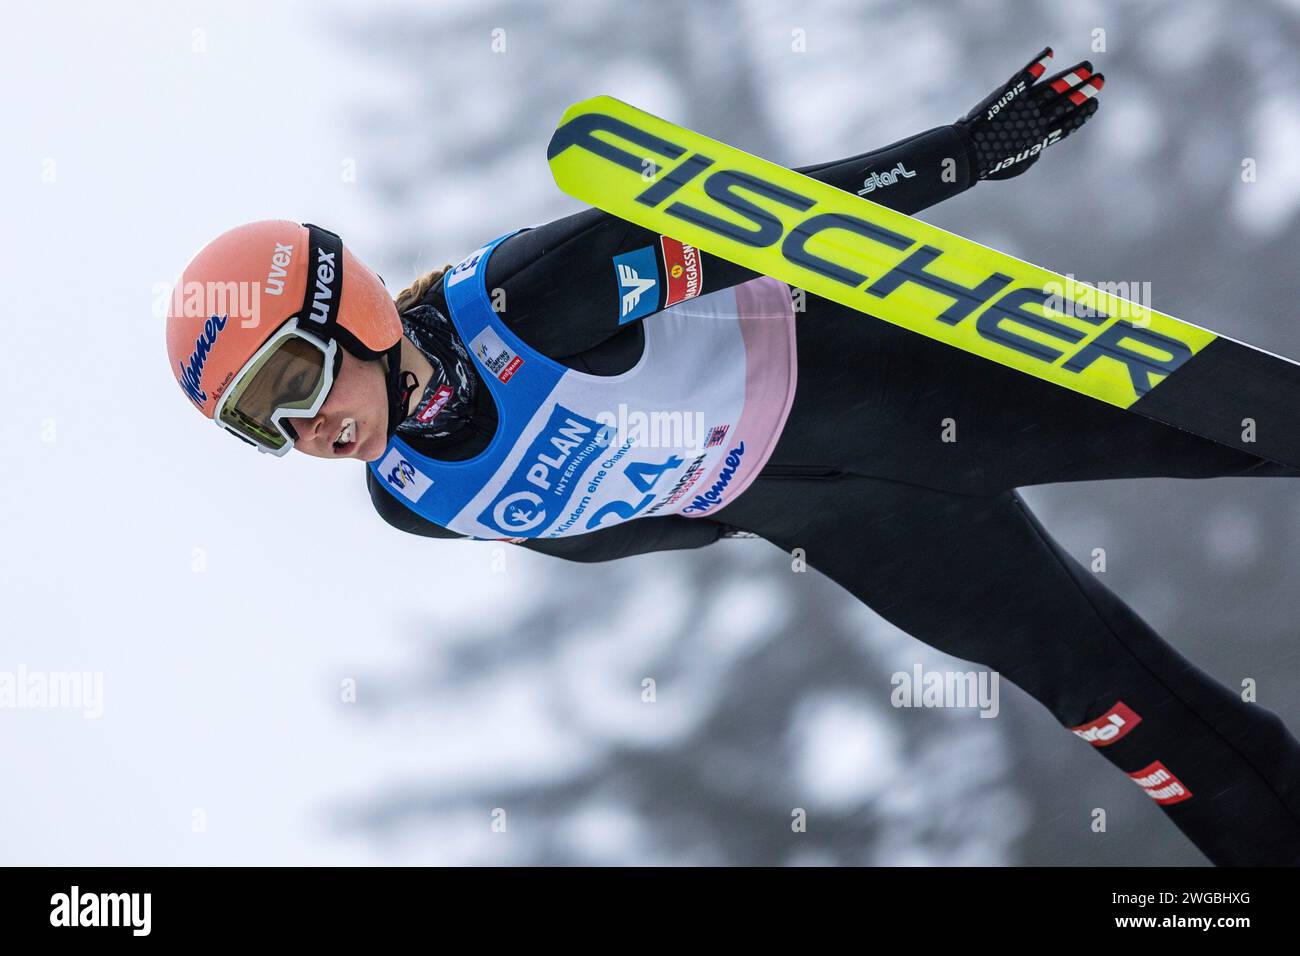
[{"x1": 369, "y1": 232, "x2": 796, "y2": 539}]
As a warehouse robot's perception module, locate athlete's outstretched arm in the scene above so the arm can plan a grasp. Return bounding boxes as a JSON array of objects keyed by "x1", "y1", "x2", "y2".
[
  {"x1": 480, "y1": 46, "x2": 1103, "y2": 360},
  {"x1": 483, "y1": 124, "x2": 971, "y2": 359}
]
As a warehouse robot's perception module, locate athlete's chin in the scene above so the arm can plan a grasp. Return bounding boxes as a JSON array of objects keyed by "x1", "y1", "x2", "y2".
[{"x1": 358, "y1": 432, "x2": 387, "y2": 462}]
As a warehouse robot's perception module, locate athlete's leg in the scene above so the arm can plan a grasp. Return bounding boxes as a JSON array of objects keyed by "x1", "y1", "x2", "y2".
[
  {"x1": 715, "y1": 476, "x2": 1300, "y2": 865},
  {"x1": 773, "y1": 297, "x2": 1297, "y2": 493}
]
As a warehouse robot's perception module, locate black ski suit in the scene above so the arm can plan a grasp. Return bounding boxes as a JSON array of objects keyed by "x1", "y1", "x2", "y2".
[{"x1": 369, "y1": 123, "x2": 1300, "y2": 866}]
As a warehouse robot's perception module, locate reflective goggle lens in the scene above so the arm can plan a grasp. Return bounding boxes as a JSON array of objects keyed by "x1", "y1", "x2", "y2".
[{"x1": 218, "y1": 335, "x2": 334, "y2": 451}]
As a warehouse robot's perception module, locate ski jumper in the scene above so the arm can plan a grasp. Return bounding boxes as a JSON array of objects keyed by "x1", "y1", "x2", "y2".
[{"x1": 368, "y1": 123, "x2": 1300, "y2": 865}]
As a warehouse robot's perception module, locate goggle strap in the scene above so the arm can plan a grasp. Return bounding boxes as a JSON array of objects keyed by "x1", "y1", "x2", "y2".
[
  {"x1": 297, "y1": 223, "x2": 393, "y2": 362},
  {"x1": 296, "y1": 223, "x2": 345, "y2": 339}
]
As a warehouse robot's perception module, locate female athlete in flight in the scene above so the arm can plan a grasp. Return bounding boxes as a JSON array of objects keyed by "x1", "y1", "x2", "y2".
[{"x1": 165, "y1": 48, "x2": 1300, "y2": 865}]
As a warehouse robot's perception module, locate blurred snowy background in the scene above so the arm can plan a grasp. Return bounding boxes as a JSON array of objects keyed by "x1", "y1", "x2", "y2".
[{"x1": 3, "y1": 0, "x2": 1300, "y2": 865}]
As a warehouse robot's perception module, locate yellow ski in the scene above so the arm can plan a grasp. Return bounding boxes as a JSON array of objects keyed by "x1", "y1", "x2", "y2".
[{"x1": 548, "y1": 95, "x2": 1300, "y2": 467}]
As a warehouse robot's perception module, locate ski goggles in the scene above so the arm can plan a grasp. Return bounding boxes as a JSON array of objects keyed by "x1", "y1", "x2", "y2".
[
  {"x1": 213, "y1": 223, "x2": 351, "y2": 456},
  {"x1": 214, "y1": 318, "x2": 342, "y2": 455}
]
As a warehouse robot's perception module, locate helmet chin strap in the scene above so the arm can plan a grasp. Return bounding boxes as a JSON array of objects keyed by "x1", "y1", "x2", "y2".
[{"x1": 383, "y1": 341, "x2": 407, "y2": 438}]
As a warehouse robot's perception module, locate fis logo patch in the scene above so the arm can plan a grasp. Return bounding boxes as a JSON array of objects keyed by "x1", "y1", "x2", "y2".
[
  {"x1": 377, "y1": 448, "x2": 433, "y2": 503},
  {"x1": 613, "y1": 245, "x2": 659, "y2": 324},
  {"x1": 704, "y1": 424, "x2": 729, "y2": 448},
  {"x1": 470, "y1": 327, "x2": 523, "y2": 383}
]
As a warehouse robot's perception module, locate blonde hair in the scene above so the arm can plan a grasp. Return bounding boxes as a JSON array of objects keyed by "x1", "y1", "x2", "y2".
[{"x1": 394, "y1": 263, "x2": 453, "y2": 315}]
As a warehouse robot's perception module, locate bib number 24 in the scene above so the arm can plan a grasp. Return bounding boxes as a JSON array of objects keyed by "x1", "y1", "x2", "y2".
[{"x1": 586, "y1": 456, "x2": 683, "y2": 530}]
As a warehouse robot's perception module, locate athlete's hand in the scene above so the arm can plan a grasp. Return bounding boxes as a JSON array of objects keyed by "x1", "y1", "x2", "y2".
[{"x1": 955, "y1": 47, "x2": 1104, "y2": 180}]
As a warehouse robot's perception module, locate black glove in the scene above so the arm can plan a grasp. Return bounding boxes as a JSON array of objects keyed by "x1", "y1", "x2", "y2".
[{"x1": 955, "y1": 47, "x2": 1104, "y2": 180}]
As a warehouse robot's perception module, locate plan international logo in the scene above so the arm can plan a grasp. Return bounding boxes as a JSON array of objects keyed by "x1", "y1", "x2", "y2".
[{"x1": 479, "y1": 404, "x2": 612, "y2": 536}]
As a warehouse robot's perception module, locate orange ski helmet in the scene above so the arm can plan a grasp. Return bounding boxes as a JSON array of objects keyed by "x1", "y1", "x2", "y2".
[{"x1": 165, "y1": 221, "x2": 402, "y2": 454}]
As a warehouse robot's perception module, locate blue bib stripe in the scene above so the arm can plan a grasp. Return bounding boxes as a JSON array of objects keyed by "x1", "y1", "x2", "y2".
[{"x1": 370, "y1": 232, "x2": 571, "y2": 538}]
